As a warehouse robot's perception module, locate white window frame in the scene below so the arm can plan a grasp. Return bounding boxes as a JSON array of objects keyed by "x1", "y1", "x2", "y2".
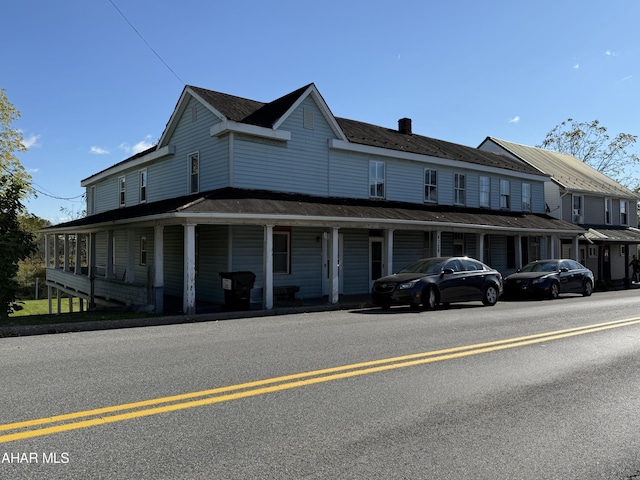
[
  {"x1": 369, "y1": 160, "x2": 385, "y2": 199},
  {"x1": 139, "y1": 169, "x2": 147, "y2": 203},
  {"x1": 454, "y1": 173, "x2": 466, "y2": 206},
  {"x1": 273, "y1": 230, "x2": 291, "y2": 275},
  {"x1": 140, "y1": 236, "x2": 147, "y2": 266},
  {"x1": 118, "y1": 176, "x2": 126, "y2": 208},
  {"x1": 572, "y1": 194, "x2": 584, "y2": 222},
  {"x1": 521, "y1": 183, "x2": 531, "y2": 212},
  {"x1": 479, "y1": 176, "x2": 490, "y2": 208},
  {"x1": 189, "y1": 152, "x2": 200, "y2": 194},
  {"x1": 620, "y1": 199, "x2": 628, "y2": 225},
  {"x1": 424, "y1": 168, "x2": 437, "y2": 203},
  {"x1": 500, "y1": 179, "x2": 510, "y2": 210},
  {"x1": 604, "y1": 197, "x2": 612, "y2": 225}
]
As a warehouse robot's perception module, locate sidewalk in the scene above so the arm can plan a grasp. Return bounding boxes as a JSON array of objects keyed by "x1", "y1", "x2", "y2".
[{"x1": 0, "y1": 295, "x2": 374, "y2": 338}]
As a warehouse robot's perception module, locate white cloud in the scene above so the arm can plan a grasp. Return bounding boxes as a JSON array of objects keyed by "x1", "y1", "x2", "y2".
[
  {"x1": 120, "y1": 135, "x2": 155, "y2": 155},
  {"x1": 90, "y1": 146, "x2": 109, "y2": 155},
  {"x1": 622, "y1": 75, "x2": 633, "y2": 82},
  {"x1": 604, "y1": 50, "x2": 618, "y2": 57},
  {"x1": 573, "y1": 63, "x2": 580, "y2": 69},
  {"x1": 508, "y1": 116, "x2": 520, "y2": 124},
  {"x1": 20, "y1": 131, "x2": 41, "y2": 149}
]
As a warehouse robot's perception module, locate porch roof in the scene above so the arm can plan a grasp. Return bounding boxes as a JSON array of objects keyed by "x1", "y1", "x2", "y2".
[
  {"x1": 45, "y1": 188, "x2": 585, "y2": 236},
  {"x1": 584, "y1": 226, "x2": 640, "y2": 243}
]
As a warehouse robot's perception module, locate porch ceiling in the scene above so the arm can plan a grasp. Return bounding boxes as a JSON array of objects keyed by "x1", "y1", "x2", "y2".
[
  {"x1": 584, "y1": 226, "x2": 640, "y2": 243},
  {"x1": 45, "y1": 187, "x2": 586, "y2": 235}
]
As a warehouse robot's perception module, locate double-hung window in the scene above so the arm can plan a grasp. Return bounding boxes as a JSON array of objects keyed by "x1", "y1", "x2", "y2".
[
  {"x1": 521, "y1": 183, "x2": 531, "y2": 212},
  {"x1": 369, "y1": 160, "x2": 385, "y2": 199},
  {"x1": 572, "y1": 195, "x2": 583, "y2": 223},
  {"x1": 424, "y1": 169, "x2": 437, "y2": 203},
  {"x1": 189, "y1": 152, "x2": 200, "y2": 194},
  {"x1": 454, "y1": 173, "x2": 465, "y2": 205},
  {"x1": 479, "y1": 176, "x2": 490, "y2": 208},
  {"x1": 605, "y1": 198, "x2": 612, "y2": 224},
  {"x1": 273, "y1": 229, "x2": 291, "y2": 274},
  {"x1": 499, "y1": 179, "x2": 510, "y2": 210},
  {"x1": 139, "y1": 169, "x2": 147, "y2": 203},
  {"x1": 620, "y1": 199, "x2": 628, "y2": 225},
  {"x1": 118, "y1": 176, "x2": 126, "y2": 207}
]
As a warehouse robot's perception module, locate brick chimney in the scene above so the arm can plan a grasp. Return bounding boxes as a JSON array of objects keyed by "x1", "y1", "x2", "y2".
[{"x1": 398, "y1": 117, "x2": 412, "y2": 135}]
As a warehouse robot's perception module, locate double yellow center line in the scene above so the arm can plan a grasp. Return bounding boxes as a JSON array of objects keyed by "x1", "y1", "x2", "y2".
[{"x1": 2, "y1": 317, "x2": 640, "y2": 444}]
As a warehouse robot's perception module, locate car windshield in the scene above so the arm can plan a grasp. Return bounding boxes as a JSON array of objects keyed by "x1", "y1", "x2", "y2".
[
  {"x1": 398, "y1": 259, "x2": 445, "y2": 275},
  {"x1": 520, "y1": 261, "x2": 558, "y2": 273}
]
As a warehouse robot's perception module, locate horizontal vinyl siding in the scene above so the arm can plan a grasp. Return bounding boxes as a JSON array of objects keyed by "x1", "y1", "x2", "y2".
[
  {"x1": 281, "y1": 228, "x2": 323, "y2": 299},
  {"x1": 329, "y1": 151, "x2": 369, "y2": 199},
  {"x1": 234, "y1": 97, "x2": 331, "y2": 196},
  {"x1": 393, "y1": 231, "x2": 425, "y2": 270},
  {"x1": 164, "y1": 225, "x2": 183, "y2": 297},
  {"x1": 585, "y1": 195, "x2": 603, "y2": 224},
  {"x1": 196, "y1": 225, "x2": 228, "y2": 304},
  {"x1": 341, "y1": 229, "x2": 369, "y2": 295}
]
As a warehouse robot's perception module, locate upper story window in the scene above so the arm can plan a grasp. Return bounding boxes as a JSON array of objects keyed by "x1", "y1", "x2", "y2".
[
  {"x1": 139, "y1": 169, "x2": 147, "y2": 203},
  {"x1": 479, "y1": 176, "x2": 490, "y2": 208},
  {"x1": 454, "y1": 173, "x2": 465, "y2": 205},
  {"x1": 189, "y1": 152, "x2": 199, "y2": 194},
  {"x1": 522, "y1": 183, "x2": 531, "y2": 212},
  {"x1": 500, "y1": 179, "x2": 510, "y2": 210},
  {"x1": 118, "y1": 176, "x2": 126, "y2": 207},
  {"x1": 572, "y1": 194, "x2": 584, "y2": 223},
  {"x1": 605, "y1": 197, "x2": 612, "y2": 224},
  {"x1": 369, "y1": 160, "x2": 385, "y2": 199},
  {"x1": 424, "y1": 169, "x2": 437, "y2": 203},
  {"x1": 620, "y1": 199, "x2": 628, "y2": 225}
]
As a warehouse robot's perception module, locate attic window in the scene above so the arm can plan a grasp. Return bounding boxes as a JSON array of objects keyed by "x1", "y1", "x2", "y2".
[{"x1": 303, "y1": 108, "x2": 314, "y2": 130}]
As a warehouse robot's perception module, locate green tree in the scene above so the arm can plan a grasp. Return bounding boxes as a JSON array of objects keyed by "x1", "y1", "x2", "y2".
[
  {"x1": 538, "y1": 118, "x2": 640, "y2": 187},
  {"x1": 0, "y1": 89, "x2": 36, "y2": 318}
]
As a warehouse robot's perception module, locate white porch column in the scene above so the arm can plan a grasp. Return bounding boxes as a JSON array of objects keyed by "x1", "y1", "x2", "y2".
[
  {"x1": 63, "y1": 234, "x2": 70, "y2": 271},
  {"x1": 478, "y1": 233, "x2": 485, "y2": 263},
  {"x1": 89, "y1": 232, "x2": 97, "y2": 309},
  {"x1": 53, "y1": 235, "x2": 60, "y2": 269},
  {"x1": 106, "y1": 230, "x2": 114, "y2": 279},
  {"x1": 550, "y1": 235, "x2": 556, "y2": 259},
  {"x1": 263, "y1": 225, "x2": 274, "y2": 310},
  {"x1": 74, "y1": 234, "x2": 82, "y2": 275},
  {"x1": 126, "y1": 230, "x2": 135, "y2": 283},
  {"x1": 517, "y1": 235, "x2": 523, "y2": 269},
  {"x1": 436, "y1": 230, "x2": 442, "y2": 257},
  {"x1": 329, "y1": 227, "x2": 340, "y2": 304},
  {"x1": 384, "y1": 229, "x2": 394, "y2": 276},
  {"x1": 573, "y1": 235, "x2": 580, "y2": 260},
  {"x1": 45, "y1": 234, "x2": 50, "y2": 269},
  {"x1": 154, "y1": 225, "x2": 165, "y2": 314},
  {"x1": 183, "y1": 223, "x2": 196, "y2": 315}
]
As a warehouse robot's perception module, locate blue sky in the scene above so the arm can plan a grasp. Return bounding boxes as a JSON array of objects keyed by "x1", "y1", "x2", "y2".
[{"x1": 3, "y1": 0, "x2": 639, "y2": 222}]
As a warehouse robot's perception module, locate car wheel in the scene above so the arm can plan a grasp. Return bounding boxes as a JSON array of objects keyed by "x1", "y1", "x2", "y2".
[
  {"x1": 482, "y1": 284, "x2": 499, "y2": 306},
  {"x1": 582, "y1": 280, "x2": 593, "y2": 297},
  {"x1": 549, "y1": 282, "x2": 560, "y2": 299},
  {"x1": 423, "y1": 287, "x2": 437, "y2": 310}
]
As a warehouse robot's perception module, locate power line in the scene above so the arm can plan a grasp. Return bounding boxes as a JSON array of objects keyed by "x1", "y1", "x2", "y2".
[{"x1": 108, "y1": 0, "x2": 185, "y2": 86}]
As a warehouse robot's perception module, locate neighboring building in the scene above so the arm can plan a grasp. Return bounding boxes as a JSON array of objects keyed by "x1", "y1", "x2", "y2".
[
  {"x1": 479, "y1": 137, "x2": 640, "y2": 286},
  {"x1": 44, "y1": 84, "x2": 584, "y2": 314}
]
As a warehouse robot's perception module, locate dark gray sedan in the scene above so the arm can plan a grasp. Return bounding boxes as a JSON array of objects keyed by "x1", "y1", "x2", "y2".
[
  {"x1": 503, "y1": 259, "x2": 594, "y2": 299},
  {"x1": 371, "y1": 257, "x2": 503, "y2": 310}
]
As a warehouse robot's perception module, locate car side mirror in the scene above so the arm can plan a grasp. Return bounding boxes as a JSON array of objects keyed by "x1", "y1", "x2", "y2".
[
  {"x1": 441, "y1": 268, "x2": 454, "y2": 277},
  {"x1": 559, "y1": 268, "x2": 568, "y2": 273}
]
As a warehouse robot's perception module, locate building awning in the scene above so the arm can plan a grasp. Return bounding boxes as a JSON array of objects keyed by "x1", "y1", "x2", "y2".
[
  {"x1": 44, "y1": 187, "x2": 586, "y2": 236},
  {"x1": 583, "y1": 226, "x2": 640, "y2": 244}
]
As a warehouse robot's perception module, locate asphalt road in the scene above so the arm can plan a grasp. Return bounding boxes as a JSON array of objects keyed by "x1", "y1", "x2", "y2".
[{"x1": 2, "y1": 289, "x2": 640, "y2": 479}]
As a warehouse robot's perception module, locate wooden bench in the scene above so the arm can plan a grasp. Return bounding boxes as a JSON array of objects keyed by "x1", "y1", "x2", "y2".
[{"x1": 273, "y1": 285, "x2": 300, "y2": 301}]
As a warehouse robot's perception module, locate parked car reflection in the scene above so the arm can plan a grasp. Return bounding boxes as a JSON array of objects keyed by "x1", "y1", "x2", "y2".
[
  {"x1": 371, "y1": 256, "x2": 503, "y2": 311},
  {"x1": 503, "y1": 259, "x2": 594, "y2": 299}
]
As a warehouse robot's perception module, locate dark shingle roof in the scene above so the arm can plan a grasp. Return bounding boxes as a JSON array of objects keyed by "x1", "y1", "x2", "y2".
[{"x1": 47, "y1": 187, "x2": 584, "y2": 234}]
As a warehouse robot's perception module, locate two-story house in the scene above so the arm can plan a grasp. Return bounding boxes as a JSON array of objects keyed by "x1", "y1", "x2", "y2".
[
  {"x1": 479, "y1": 137, "x2": 640, "y2": 286},
  {"x1": 44, "y1": 84, "x2": 584, "y2": 314}
]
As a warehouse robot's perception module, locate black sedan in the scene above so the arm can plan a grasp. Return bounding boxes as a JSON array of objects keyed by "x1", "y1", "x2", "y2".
[
  {"x1": 503, "y1": 259, "x2": 594, "y2": 299},
  {"x1": 371, "y1": 256, "x2": 503, "y2": 310}
]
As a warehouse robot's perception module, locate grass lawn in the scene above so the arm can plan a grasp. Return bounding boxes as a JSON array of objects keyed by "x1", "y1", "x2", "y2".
[{"x1": 4, "y1": 299, "x2": 154, "y2": 327}]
